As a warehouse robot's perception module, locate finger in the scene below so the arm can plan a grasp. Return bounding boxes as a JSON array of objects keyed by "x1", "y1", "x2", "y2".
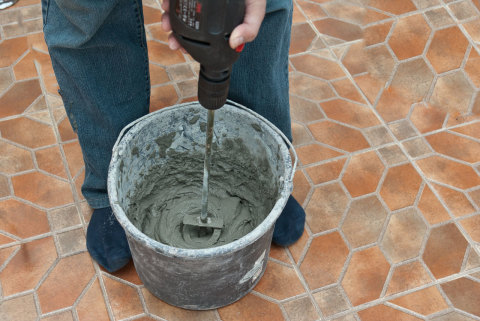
[
  {"x1": 229, "y1": 0, "x2": 266, "y2": 49},
  {"x1": 162, "y1": 12, "x2": 172, "y2": 32},
  {"x1": 161, "y1": 0, "x2": 169, "y2": 12},
  {"x1": 168, "y1": 34, "x2": 182, "y2": 50}
]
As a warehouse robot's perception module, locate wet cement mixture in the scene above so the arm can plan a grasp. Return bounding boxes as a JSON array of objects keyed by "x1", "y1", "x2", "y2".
[{"x1": 125, "y1": 138, "x2": 278, "y2": 249}]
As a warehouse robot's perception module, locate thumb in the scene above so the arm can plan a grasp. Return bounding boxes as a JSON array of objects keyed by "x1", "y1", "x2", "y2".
[{"x1": 229, "y1": 0, "x2": 266, "y2": 49}]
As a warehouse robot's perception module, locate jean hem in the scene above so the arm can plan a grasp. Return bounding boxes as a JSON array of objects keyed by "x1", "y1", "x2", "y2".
[{"x1": 85, "y1": 196, "x2": 111, "y2": 210}]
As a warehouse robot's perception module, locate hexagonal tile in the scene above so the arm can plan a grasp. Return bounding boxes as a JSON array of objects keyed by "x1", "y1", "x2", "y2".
[
  {"x1": 410, "y1": 102, "x2": 446, "y2": 133},
  {"x1": 463, "y1": 18, "x2": 480, "y2": 43},
  {"x1": 290, "y1": 74, "x2": 336, "y2": 101},
  {"x1": 0, "y1": 37, "x2": 29, "y2": 67},
  {"x1": 292, "y1": 170, "x2": 311, "y2": 205},
  {"x1": 380, "y1": 164, "x2": 422, "y2": 210},
  {"x1": 292, "y1": 3, "x2": 306, "y2": 24},
  {"x1": 314, "y1": 287, "x2": 350, "y2": 317},
  {"x1": 365, "y1": 21, "x2": 393, "y2": 46},
  {"x1": 313, "y1": 18, "x2": 362, "y2": 42},
  {"x1": 433, "y1": 183, "x2": 475, "y2": 217},
  {"x1": 418, "y1": 185, "x2": 450, "y2": 225},
  {"x1": 389, "y1": 14, "x2": 431, "y2": 60},
  {"x1": 430, "y1": 71, "x2": 474, "y2": 115},
  {"x1": 218, "y1": 293, "x2": 284, "y2": 321},
  {"x1": 288, "y1": 228, "x2": 309, "y2": 264},
  {"x1": 365, "y1": 45, "x2": 396, "y2": 82},
  {"x1": 300, "y1": 232, "x2": 349, "y2": 289},
  {"x1": 390, "y1": 58, "x2": 435, "y2": 102},
  {"x1": 150, "y1": 85, "x2": 178, "y2": 112},
  {"x1": 289, "y1": 95, "x2": 323, "y2": 123},
  {"x1": 376, "y1": 87, "x2": 415, "y2": 122},
  {"x1": 465, "y1": 48, "x2": 480, "y2": 88},
  {"x1": 306, "y1": 183, "x2": 348, "y2": 233},
  {"x1": 386, "y1": 261, "x2": 432, "y2": 296},
  {"x1": 0, "y1": 294, "x2": 37, "y2": 321},
  {"x1": 441, "y1": 278, "x2": 480, "y2": 317},
  {"x1": 367, "y1": 0, "x2": 417, "y2": 14},
  {"x1": 291, "y1": 54, "x2": 345, "y2": 80},
  {"x1": 35, "y1": 146, "x2": 68, "y2": 179},
  {"x1": 296, "y1": 143, "x2": 343, "y2": 165},
  {"x1": 293, "y1": 123, "x2": 312, "y2": 145},
  {"x1": 62, "y1": 141, "x2": 84, "y2": 177},
  {"x1": 342, "y1": 196, "x2": 388, "y2": 248},
  {"x1": 427, "y1": 27, "x2": 469, "y2": 73},
  {"x1": 57, "y1": 117, "x2": 77, "y2": 142},
  {"x1": 423, "y1": 223, "x2": 468, "y2": 279},
  {"x1": 342, "y1": 151, "x2": 384, "y2": 197},
  {"x1": 381, "y1": 208, "x2": 427, "y2": 263},
  {"x1": 297, "y1": 0, "x2": 326, "y2": 21},
  {"x1": 459, "y1": 215, "x2": 480, "y2": 242},
  {"x1": 38, "y1": 252, "x2": 95, "y2": 313},
  {"x1": 0, "y1": 117, "x2": 56, "y2": 148},
  {"x1": 0, "y1": 199, "x2": 49, "y2": 239},
  {"x1": 147, "y1": 41, "x2": 185, "y2": 66},
  {"x1": 342, "y1": 246, "x2": 390, "y2": 306},
  {"x1": 452, "y1": 122, "x2": 480, "y2": 140},
  {"x1": 290, "y1": 23, "x2": 316, "y2": 55},
  {"x1": 103, "y1": 276, "x2": 143, "y2": 320},
  {"x1": 0, "y1": 236, "x2": 57, "y2": 296},
  {"x1": 320, "y1": 99, "x2": 380, "y2": 128},
  {"x1": 416, "y1": 156, "x2": 480, "y2": 190},
  {"x1": 331, "y1": 78, "x2": 365, "y2": 103},
  {"x1": 0, "y1": 140, "x2": 34, "y2": 174},
  {"x1": 254, "y1": 261, "x2": 305, "y2": 300},
  {"x1": 142, "y1": 287, "x2": 216, "y2": 320},
  {"x1": 342, "y1": 42, "x2": 368, "y2": 76},
  {"x1": 0, "y1": 79, "x2": 42, "y2": 118},
  {"x1": 431, "y1": 312, "x2": 477, "y2": 321},
  {"x1": 284, "y1": 296, "x2": 319, "y2": 321},
  {"x1": 448, "y1": 0, "x2": 477, "y2": 21},
  {"x1": 0, "y1": 174, "x2": 9, "y2": 198},
  {"x1": 390, "y1": 286, "x2": 448, "y2": 316},
  {"x1": 12, "y1": 172, "x2": 74, "y2": 208},
  {"x1": 426, "y1": 131, "x2": 480, "y2": 163},
  {"x1": 355, "y1": 73, "x2": 384, "y2": 104},
  {"x1": 308, "y1": 121, "x2": 370, "y2": 152},
  {"x1": 76, "y1": 278, "x2": 109, "y2": 321},
  {"x1": 358, "y1": 304, "x2": 422, "y2": 321},
  {"x1": 305, "y1": 158, "x2": 346, "y2": 185}
]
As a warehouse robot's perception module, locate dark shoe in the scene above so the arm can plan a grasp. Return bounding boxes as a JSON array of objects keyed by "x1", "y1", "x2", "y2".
[
  {"x1": 86, "y1": 207, "x2": 131, "y2": 272},
  {"x1": 272, "y1": 196, "x2": 305, "y2": 247}
]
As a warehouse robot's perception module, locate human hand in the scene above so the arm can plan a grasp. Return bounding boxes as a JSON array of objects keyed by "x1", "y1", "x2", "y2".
[{"x1": 161, "y1": 0, "x2": 267, "y2": 50}]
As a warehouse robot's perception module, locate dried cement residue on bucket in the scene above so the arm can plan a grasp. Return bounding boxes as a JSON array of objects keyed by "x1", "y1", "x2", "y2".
[{"x1": 125, "y1": 137, "x2": 278, "y2": 249}]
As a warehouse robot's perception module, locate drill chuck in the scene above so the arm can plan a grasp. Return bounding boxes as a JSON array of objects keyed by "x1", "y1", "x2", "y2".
[{"x1": 198, "y1": 66, "x2": 231, "y2": 110}]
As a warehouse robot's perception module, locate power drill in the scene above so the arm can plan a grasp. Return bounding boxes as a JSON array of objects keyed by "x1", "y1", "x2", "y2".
[{"x1": 169, "y1": 0, "x2": 246, "y2": 110}]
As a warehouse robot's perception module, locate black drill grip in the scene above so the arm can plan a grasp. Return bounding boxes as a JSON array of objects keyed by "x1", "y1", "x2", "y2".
[{"x1": 169, "y1": 0, "x2": 246, "y2": 109}]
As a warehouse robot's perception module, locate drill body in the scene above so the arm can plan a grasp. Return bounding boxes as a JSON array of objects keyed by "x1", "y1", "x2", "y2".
[{"x1": 169, "y1": 0, "x2": 246, "y2": 109}]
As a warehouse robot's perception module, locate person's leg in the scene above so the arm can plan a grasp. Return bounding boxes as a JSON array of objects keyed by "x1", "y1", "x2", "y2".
[
  {"x1": 42, "y1": 0, "x2": 150, "y2": 271},
  {"x1": 228, "y1": 0, "x2": 305, "y2": 246}
]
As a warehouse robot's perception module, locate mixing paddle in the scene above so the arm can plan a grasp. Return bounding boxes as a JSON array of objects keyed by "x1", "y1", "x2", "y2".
[{"x1": 182, "y1": 109, "x2": 224, "y2": 245}]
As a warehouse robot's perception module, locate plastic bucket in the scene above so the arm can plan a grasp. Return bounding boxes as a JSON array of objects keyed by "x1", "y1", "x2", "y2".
[{"x1": 107, "y1": 100, "x2": 297, "y2": 310}]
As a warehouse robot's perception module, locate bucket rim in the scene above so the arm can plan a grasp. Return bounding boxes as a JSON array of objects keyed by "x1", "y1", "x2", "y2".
[{"x1": 107, "y1": 100, "x2": 296, "y2": 258}]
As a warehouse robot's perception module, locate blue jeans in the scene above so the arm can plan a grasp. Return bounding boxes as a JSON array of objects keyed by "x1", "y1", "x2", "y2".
[{"x1": 43, "y1": 0, "x2": 293, "y2": 209}]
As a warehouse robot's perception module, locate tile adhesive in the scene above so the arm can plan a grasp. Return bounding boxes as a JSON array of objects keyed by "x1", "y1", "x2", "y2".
[{"x1": 125, "y1": 133, "x2": 277, "y2": 249}]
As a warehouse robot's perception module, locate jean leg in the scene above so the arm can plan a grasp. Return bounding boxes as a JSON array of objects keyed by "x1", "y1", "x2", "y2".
[
  {"x1": 228, "y1": 0, "x2": 293, "y2": 141},
  {"x1": 42, "y1": 0, "x2": 150, "y2": 208}
]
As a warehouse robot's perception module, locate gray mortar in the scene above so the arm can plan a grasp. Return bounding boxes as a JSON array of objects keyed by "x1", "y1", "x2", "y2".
[{"x1": 125, "y1": 138, "x2": 277, "y2": 249}]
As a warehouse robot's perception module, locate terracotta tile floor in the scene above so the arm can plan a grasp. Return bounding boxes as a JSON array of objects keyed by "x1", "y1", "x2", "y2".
[{"x1": 1, "y1": 0, "x2": 480, "y2": 320}]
